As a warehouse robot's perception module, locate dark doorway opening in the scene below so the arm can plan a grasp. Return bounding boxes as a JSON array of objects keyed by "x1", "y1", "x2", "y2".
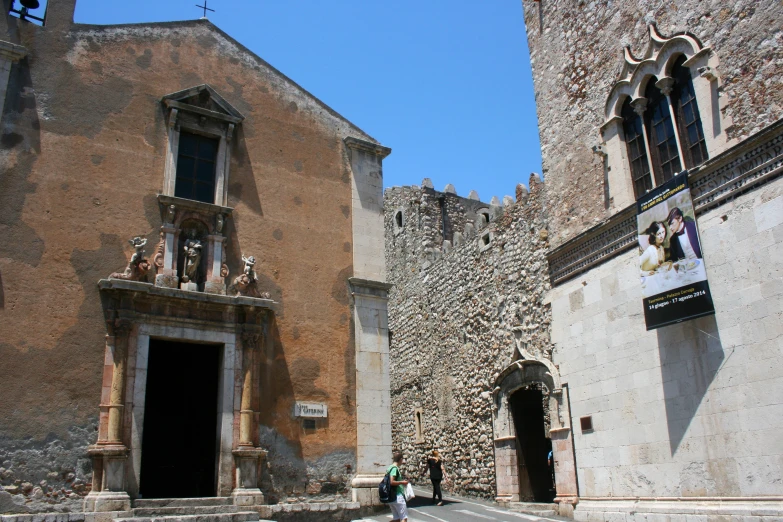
[
  {"x1": 509, "y1": 386, "x2": 555, "y2": 503},
  {"x1": 140, "y1": 340, "x2": 221, "y2": 498}
]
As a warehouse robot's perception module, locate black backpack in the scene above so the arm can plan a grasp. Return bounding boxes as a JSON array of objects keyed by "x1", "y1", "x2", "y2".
[{"x1": 378, "y1": 466, "x2": 397, "y2": 503}]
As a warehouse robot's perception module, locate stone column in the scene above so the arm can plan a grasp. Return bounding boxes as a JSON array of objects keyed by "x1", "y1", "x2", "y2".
[
  {"x1": 231, "y1": 328, "x2": 266, "y2": 507},
  {"x1": 204, "y1": 234, "x2": 227, "y2": 295},
  {"x1": 348, "y1": 278, "x2": 393, "y2": 507},
  {"x1": 154, "y1": 222, "x2": 179, "y2": 288},
  {"x1": 656, "y1": 76, "x2": 687, "y2": 163},
  {"x1": 84, "y1": 319, "x2": 132, "y2": 512},
  {"x1": 550, "y1": 387, "x2": 578, "y2": 518}
]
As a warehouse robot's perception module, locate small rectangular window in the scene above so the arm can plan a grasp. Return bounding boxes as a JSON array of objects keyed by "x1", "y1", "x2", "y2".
[
  {"x1": 580, "y1": 416, "x2": 593, "y2": 433},
  {"x1": 303, "y1": 419, "x2": 316, "y2": 430},
  {"x1": 175, "y1": 132, "x2": 219, "y2": 203}
]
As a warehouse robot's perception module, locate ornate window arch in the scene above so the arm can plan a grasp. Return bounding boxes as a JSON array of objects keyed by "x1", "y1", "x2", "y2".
[{"x1": 600, "y1": 25, "x2": 730, "y2": 207}]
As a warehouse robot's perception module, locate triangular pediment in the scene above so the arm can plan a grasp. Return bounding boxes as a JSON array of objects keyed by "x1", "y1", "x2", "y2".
[{"x1": 162, "y1": 84, "x2": 244, "y2": 122}]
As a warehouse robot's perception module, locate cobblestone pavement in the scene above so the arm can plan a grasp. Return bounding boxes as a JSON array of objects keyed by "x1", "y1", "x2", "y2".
[{"x1": 353, "y1": 487, "x2": 569, "y2": 522}]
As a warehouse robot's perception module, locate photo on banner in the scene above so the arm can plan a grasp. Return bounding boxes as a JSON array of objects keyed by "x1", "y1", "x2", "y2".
[{"x1": 636, "y1": 171, "x2": 715, "y2": 330}]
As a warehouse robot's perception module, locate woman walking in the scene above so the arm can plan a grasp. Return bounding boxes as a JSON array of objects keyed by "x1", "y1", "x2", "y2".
[{"x1": 427, "y1": 450, "x2": 448, "y2": 505}]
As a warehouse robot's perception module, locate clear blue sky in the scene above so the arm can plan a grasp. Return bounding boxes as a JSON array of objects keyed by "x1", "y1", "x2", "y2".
[{"x1": 69, "y1": 0, "x2": 542, "y2": 203}]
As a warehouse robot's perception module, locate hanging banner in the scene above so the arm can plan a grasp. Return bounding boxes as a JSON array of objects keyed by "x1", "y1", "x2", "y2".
[{"x1": 636, "y1": 171, "x2": 715, "y2": 330}]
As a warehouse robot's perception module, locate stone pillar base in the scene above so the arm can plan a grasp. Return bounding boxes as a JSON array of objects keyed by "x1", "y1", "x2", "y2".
[
  {"x1": 85, "y1": 444, "x2": 130, "y2": 512},
  {"x1": 350, "y1": 474, "x2": 385, "y2": 507},
  {"x1": 83, "y1": 491, "x2": 131, "y2": 512},
  {"x1": 155, "y1": 273, "x2": 178, "y2": 288},
  {"x1": 231, "y1": 446, "x2": 267, "y2": 507},
  {"x1": 555, "y1": 495, "x2": 578, "y2": 518},
  {"x1": 231, "y1": 488, "x2": 265, "y2": 506},
  {"x1": 180, "y1": 281, "x2": 198, "y2": 291},
  {"x1": 204, "y1": 280, "x2": 226, "y2": 295}
]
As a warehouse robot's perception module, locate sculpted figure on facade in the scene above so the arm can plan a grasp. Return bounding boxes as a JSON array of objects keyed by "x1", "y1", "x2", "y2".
[
  {"x1": 233, "y1": 254, "x2": 261, "y2": 297},
  {"x1": 181, "y1": 238, "x2": 203, "y2": 283},
  {"x1": 109, "y1": 236, "x2": 151, "y2": 281}
]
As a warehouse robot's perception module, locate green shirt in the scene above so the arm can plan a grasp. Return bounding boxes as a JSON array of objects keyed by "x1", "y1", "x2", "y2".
[{"x1": 387, "y1": 464, "x2": 403, "y2": 496}]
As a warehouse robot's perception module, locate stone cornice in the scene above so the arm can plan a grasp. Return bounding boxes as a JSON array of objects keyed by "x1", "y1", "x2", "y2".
[
  {"x1": 164, "y1": 99, "x2": 244, "y2": 124},
  {"x1": 98, "y1": 278, "x2": 277, "y2": 313},
  {"x1": 0, "y1": 40, "x2": 27, "y2": 62},
  {"x1": 344, "y1": 137, "x2": 392, "y2": 159},
  {"x1": 548, "y1": 118, "x2": 783, "y2": 286},
  {"x1": 158, "y1": 194, "x2": 233, "y2": 216}
]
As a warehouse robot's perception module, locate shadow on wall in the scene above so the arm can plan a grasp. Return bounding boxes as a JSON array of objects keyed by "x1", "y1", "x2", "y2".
[
  {"x1": 258, "y1": 317, "x2": 305, "y2": 503},
  {"x1": 657, "y1": 315, "x2": 725, "y2": 455},
  {"x1": 228, "y1": 125, "x2": 263, "y2": 217}
]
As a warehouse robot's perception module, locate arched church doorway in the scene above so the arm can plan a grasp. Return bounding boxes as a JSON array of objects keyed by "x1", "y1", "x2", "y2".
[
  {"x1": 492, "y1": 359, "x2": 577, "y2": 513},
  {"x1": 509, "y1": 384, "x2": 555, "y2": 502}
]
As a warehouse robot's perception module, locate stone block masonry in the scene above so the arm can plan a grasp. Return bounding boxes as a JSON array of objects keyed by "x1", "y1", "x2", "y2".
[{"x1": 384, "y1": 175, "x2": 552, "y2": 499}]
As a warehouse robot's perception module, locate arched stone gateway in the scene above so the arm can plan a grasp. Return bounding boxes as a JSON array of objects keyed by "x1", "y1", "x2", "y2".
[{"x1": 492, "y1": 359, "x2": 578, "y2": 517}]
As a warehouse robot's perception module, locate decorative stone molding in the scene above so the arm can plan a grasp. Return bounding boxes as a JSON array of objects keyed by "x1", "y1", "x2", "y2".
[
  {"x1": 548, "y1": 117, "x2": 783, "y2": 285},
  {"x1": 343, "y1": 136, "x2": 392, "y2": 159},
  {"x1": 604, "y1": 25, "x2": 710, "y2": 120},
  {"x1": 161, "y1": 84, "x2": 244, "y2": 207},
  {"x1": 154, "y1": 194, "x2": 233, "y2": 294},
  {"x1": 0, "y1": 40, "x2": 27, "y2": 62},
  {"x1": 600, "y1": 24, "x2": 729, "y2": 211}
]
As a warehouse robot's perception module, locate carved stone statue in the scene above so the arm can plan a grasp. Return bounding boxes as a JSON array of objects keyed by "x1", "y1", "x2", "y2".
[
  {"x1": 109, "y1": 236, "x2": 151, "y2": 281},
  {"x1": 241, "y1": 254, "x2": 257, "y2": 281},
  {"x1": 233, "y1": 254, "x2": 261, "y2": 297},
  {"x1": 181, "y1": 239, "x2": 203, "y2": 283}
]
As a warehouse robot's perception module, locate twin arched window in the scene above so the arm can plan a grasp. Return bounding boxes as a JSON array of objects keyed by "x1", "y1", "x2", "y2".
[{"x1": 622, "y1": 55, "x2": 709, "y2": 199}]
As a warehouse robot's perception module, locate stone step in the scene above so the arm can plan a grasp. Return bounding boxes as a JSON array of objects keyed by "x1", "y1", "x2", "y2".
[
  {"x1": 132, "y1": 497, "x2": 233, "y2": 508},
  {"x1": 114, "y1": 511, "x2": 261, "y2": 522},
  {"x1": 132, "y1": 506, "x2": 240, "y2": 517},
  {"x1": 507, "y1": 502, "x2": 558, "y2": 517}
]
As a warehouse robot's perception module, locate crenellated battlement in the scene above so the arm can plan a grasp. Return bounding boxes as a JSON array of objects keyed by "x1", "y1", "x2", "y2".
[{"x1": 384, "y1": 173, "x2": 547, "y2": 273}]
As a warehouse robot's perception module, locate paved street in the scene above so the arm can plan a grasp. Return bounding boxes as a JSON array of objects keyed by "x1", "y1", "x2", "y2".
[{"x1": 353, "y1": 487, "x2": 568, "y2": 522}]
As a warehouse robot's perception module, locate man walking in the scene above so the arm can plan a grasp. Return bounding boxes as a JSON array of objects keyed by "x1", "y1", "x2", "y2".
[{"x1": 387, "y1": 451, "x2": 409, "y2": 522}]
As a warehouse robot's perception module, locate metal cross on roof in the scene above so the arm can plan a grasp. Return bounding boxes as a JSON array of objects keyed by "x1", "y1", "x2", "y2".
[{"x1": 195, "y1": 0, "x2": 215, "y2": 18}]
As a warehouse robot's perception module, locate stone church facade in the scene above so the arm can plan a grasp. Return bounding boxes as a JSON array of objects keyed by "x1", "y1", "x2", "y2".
[
  {"x1": 386, "y1": 0, "x2": 783, "y2": 520},
  {"x1": 0, "y1": 1, "x2": 392, "y2": 520}
]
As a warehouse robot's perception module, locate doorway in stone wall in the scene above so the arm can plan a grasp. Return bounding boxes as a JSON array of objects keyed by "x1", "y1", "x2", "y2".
[
  {"x1": 140, "y1": 339, "x2": 221, "y2": 498},
  {"x1": 509, "y1": 384, "x2": 555, "y2": 503}
]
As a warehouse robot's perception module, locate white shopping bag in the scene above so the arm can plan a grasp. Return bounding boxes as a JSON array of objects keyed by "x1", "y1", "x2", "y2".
[{"x1": 404, "y1": 482, "x2": 415, "y2": 501}]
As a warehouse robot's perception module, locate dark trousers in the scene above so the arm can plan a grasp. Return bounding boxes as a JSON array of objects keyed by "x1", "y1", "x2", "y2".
[{"x1": 431, "y1": 479, "x2": 442, "y2": 502}]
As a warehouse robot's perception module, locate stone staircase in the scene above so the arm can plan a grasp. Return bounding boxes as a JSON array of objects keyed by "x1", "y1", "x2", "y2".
[
  {"x1": 114, "y1": 497, "x2": 267, "y2": 522},
  {"x1": 507, "y1": 501, "x2": 558, "y2": 517}
]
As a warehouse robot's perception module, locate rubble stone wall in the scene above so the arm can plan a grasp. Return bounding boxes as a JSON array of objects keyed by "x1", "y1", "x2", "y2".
[
  {"x1": 521, "y1": 0, "x2": 783, "y2": 248},
  {"x1": 384, "y1": 176, "x2": 553, "y2": 499}
]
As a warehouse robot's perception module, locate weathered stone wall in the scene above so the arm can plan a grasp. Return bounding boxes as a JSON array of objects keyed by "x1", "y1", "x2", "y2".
[
  {"x1": 0, "y1": 4, "x2": 383, "y2": 510},
  {"x1": 547, "y1": 175, "x2": 783, "y2": 509},
  {"x1": 384, "y1": 176, "x2": 552, "y2": 499},
  {"x1": 521, "y1": 0, "x2": 783, "y2": 248}
]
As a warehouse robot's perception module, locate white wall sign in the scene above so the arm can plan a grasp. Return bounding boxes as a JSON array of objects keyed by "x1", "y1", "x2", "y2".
[{"x1": 294, "y1": 402, "x2": 328, "y2": 418}]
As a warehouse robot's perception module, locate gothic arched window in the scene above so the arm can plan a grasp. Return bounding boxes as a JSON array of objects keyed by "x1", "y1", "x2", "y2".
[
  {"x1": 671, "y1": 55, "x2": 709, "y2": 168},
  {"x1": 601, "y1": 25, "x2": 726, "y2": 208},
  {"x1": 621, "y1": 97, "x2": 652, "y2": 199},
  {"x1": 645, "y1": 78, "x2": 682, "y2": 185}
]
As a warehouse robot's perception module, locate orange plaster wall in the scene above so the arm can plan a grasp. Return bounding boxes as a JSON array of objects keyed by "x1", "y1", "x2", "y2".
[{"x1": 0, "y1": 17, "x2": 371, "y2": 484}]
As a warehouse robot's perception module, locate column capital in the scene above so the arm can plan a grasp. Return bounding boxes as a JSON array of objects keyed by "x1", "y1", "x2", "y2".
[
  {"x1": 241, "y1": 327, "x2": 262, "y2": 349},
  {"x1": 0, "y1": 41, "x2": 27, "y2": 63},
  {"x1": 107, "y1": 318, "x2": 133, "y2": 338},
  {"x1": 655, "y1": 76, "x2": 675, "y2": 96},
  {"x1": 630, "y1": 97, "x2": 648, "y2": 116},
  {"x1": 344, "y1": 137, "x2": 392, "y2": 159}
]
